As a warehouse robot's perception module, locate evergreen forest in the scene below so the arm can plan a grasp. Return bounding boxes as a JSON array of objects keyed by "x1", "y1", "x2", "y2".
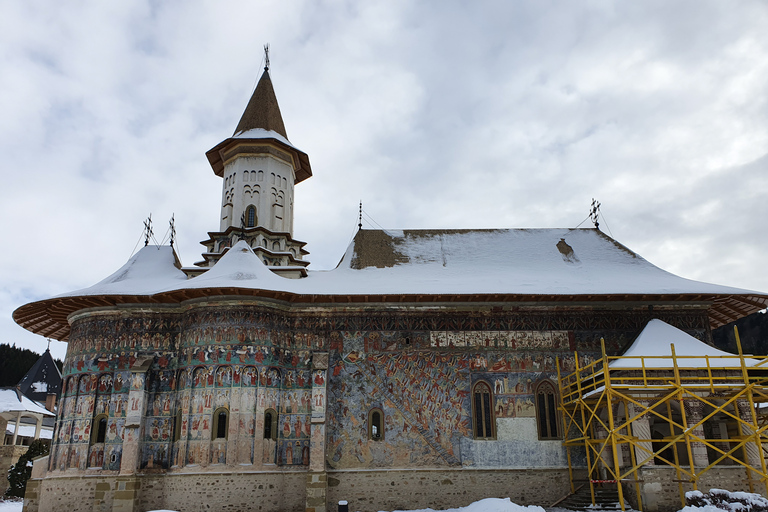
[{"x1": 0, "y1": 343, "x2": 63, "y2": 387}]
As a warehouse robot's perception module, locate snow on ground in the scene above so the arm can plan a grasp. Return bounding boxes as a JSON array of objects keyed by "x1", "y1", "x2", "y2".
[
  {"x1": 2, "y1": 491, "x2": 759, "y2": 512},
  {"x1": 382, "y1": 498, "x2": 546, "y2": 512},
  {"x1": 144, "y1": 500, "x2": 545, "y2": 512},
  {"x1": 0, "y1": 499, "x2": 23, "y2": 512}
]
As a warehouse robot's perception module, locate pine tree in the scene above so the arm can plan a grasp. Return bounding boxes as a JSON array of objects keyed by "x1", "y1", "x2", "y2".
[{"x1": 4, "y1": 440, "x2": 48, "y2": 498}]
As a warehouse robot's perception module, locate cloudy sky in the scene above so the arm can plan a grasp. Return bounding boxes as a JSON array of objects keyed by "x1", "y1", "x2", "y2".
[{"x1": 1, "y1": 1, "x2": 767, "y2": 361}]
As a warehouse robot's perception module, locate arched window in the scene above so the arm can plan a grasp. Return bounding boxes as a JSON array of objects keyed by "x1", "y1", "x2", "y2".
[
  {"x1": 264, "y1": 409, "x2": 278, "y2": 440},
  {"x1": 212, "y1": 408, "x2": 228, "y2": 440},
  {"x1": 368, "y1": 408, "x2": 384, "y2": 441},
  {"x1": 472, "y1": 381, "x2": 495, "y2": 439},
  {"x1": 245, "y1": 205, "x2": 257, "y2": 227},
  {"x1": 87, "y1": 413, "x2": 108, "y2": 469},
  {"x1": 92, "y1": 414, "x2": 108, "y2": 444},
  {"x1": 535, "y1": 380, "x2": 561, "y2": 440}
]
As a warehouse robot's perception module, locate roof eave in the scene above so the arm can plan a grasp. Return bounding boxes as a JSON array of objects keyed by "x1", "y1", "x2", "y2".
[
  {"x1": 14, "y1": 291, "x2": 767, "y2": 342},
  {"x1": 205, "y1": 136, "x2": 312, "y2": 184}
]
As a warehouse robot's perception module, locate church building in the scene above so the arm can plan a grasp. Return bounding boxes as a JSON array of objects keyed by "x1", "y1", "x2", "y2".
[{"x1": 13, "y1": 63, "x2": 768, "y2": 512}]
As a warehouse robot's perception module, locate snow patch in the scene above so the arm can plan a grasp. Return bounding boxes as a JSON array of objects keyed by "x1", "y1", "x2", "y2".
[
  {"x1": 380, "y1": 497, "x2": 547, "y2": 512},
  {"x1": 612, "y1": 319, "x2": 761, "y2": 368}
]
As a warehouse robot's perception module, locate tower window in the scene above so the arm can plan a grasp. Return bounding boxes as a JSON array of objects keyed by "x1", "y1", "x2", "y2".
[
  {"x1": 472, "y1": 381, "x2": 495, "y2": 439},
  {"x1": 246, "y1": 205, "x2": 257, "y2": 228},
  {"x1": 368, "y1": 408, "x2": 384, "y2": 441},
  {"x1": 535, "y1": 380, "x2": 561, "y2": 440}
]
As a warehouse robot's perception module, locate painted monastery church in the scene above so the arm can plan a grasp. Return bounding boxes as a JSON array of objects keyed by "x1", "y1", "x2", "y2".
[{"x1": 13, "y1": 65, "x2": 768, "y2": 512}]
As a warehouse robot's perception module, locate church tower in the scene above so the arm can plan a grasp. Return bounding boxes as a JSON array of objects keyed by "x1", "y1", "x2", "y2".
[{"x1": 195, "y1": 58, "x2": 312, "y2": 278}]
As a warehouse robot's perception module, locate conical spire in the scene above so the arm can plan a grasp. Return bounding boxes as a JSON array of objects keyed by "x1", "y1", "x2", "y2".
[{"x1": 233, "y1": 69, "x2": 288, "y2": 138}]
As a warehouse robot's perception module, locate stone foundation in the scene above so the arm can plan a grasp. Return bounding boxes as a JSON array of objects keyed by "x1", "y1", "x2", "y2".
[
  {"x1": 622, "y1": 466, "x2": 767, "y2": 512},
  {"x1": 24, "y1": 468, "x2": 574, "y2": 512},
  {"x1": 326, "y1": 468, "x2": 571, "y2": 512},
  {"x1": 24, "y1": 471, "x2": 308, "y2": 512}
]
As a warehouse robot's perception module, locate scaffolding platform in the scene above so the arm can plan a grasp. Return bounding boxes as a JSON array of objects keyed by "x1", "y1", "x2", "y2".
[{"x1": 557, "y1": 328, "x2": 768, "y2": 511}]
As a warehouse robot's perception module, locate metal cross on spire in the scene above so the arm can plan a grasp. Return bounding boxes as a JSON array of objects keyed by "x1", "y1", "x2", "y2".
[
  {"x1": 143, "y1": 214, "x2": 154, "y2": 246},
  {"x1": 264, "y1": 43, "x2": 270, "y2": 72},
  {"x1": 590, "y1": 198, "x2": 601, "y2": 230},
  {"x1": 169, "y1": 214, "x2": 176, "y2": 247},
  {"x1": 358, "y1": 201, "x2": 363, "y2": 230}
]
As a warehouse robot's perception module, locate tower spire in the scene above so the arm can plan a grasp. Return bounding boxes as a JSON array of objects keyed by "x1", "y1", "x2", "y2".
[{"x1": 233, "y1": 46, "x2": 286, "y2": 138}]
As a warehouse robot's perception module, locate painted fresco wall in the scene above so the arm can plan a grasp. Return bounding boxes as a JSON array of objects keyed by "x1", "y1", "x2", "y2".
[
  {"x1": 325, "y1": 331, "x2": 581, "y2": 469},
  {"x1": 51, "y1": 311, "x2": 179, "y2": 472},
  {"x1": 323, "y1": 309, "x2": 710, "y2": 470},
  {"x1": 49, "y1": 303, "x2": 711, "y2": 475}
]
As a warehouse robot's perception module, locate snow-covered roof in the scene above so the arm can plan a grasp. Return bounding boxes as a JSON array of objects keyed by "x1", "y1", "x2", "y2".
[
  {"x1": 14, "y1": 229, "x2": 768, "y2": 340},
  {"x1": 17, "y1": 349, "x2": 61, "y2": 403},
  {"x1": 5, "y1": 423, "x2": 53, "y2": 439},
  {"x1": 56, "y1": 245, "x2": 187, "y2": 298},
  {"x1": 170, "y1": 241, "x2": 285, "y2": 291},
  {"x1": 301, "y1": 229, "x2": 762, "y2": 296},
  {"x1": 0, "y1": 388, "x2": 54, "y2": 417},
  {"x1": 611, "y1": 319, "x2": 762, "y2": 368},
  {"x1": 232, "y1": 128, "x2": 297, "y2": 150},
  {"x1": 54, "y1": 230, "x2": 765, "y2": 297}
]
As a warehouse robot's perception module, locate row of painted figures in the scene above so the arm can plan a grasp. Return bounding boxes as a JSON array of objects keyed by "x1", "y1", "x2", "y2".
[{"x1": 62, "y1": 365, "x2": 327, "y2": 400}]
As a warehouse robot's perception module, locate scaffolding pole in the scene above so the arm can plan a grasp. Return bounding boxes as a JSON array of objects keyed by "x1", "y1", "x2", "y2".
[{"x1": 558, "y1": 328, "x2": 768, "y2": 511}]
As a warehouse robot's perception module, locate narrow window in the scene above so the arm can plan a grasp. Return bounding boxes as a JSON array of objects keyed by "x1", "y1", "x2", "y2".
[
  {"x1": 246, "y1": 205, "x2": 257, "y2": 228},
  {"x1": 368, "y1": 408, "x2": 384, "y2": 440},
  {"x1": 91, "y1": 414, "x2": 108, "y2": 445},
  {"x1": 535, "y1": 380, "x2": 562, "y2": 440},
  {"x1": 264, "y1": 409, "x2": 278, "y2": 440},
  {"x1": 96, "y1": 417, "x2": 107, "y2": 443},
  {"x1": 472, "y1": 382, "x2": 495, "y2": 439},
  {"x1": 174, "y1": 409, "x2": 182, "y2": 442},
  {"x1": 212, "y1": 408, "x2": 228, "y2": 440}
]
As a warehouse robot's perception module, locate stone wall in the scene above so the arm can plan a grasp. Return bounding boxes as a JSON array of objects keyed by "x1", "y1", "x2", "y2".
[
  {"x1": 326, "y1": 468, "x2": 571, "y2": 512},
  {"x1": 622, "y1": 466, "x2": 764, "y2": 512},
  {"x1": 24, "y1": 471, "x2": 307, "y2": 512},
  {"x1": 25, "y1": 468, "x2": 574, "y2": 512}
]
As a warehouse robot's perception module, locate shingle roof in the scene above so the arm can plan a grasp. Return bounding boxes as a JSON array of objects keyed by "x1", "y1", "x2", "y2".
[{"x1": 233, "y1": 70, "x2": 287, "y2": 138}]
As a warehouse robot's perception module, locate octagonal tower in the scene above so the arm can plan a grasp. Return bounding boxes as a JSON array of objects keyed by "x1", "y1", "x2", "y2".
[{"x1": 195, "y1": 66, "x2": 312, "y2": 278}]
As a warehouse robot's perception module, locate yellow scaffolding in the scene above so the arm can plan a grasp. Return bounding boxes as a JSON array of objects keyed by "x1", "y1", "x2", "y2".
[{"x1": 557, "y1": 329, "x2": 768, "y2": 511}]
